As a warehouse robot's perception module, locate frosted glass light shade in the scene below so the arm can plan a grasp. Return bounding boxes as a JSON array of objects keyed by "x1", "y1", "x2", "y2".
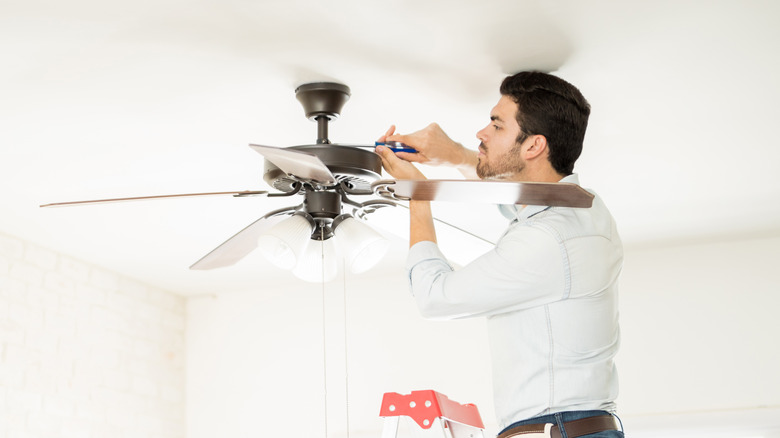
[
  {"x1": 257, "y1": 213, "x2": 314, "y2": 270},
  {"x1": 292, "y1": 238, "x2": 338, "y2": 283},
  {"x1": 333, "y1": 217, "x2": 389, "y2": 273}
]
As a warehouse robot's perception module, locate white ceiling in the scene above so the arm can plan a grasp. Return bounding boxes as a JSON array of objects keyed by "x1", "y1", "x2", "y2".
[{"x1": 2, "y1": 0, "x2": 779, "y2": 295}]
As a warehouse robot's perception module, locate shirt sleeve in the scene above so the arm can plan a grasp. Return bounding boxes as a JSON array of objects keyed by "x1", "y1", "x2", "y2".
[{"x1": 405, "y1": 224, "x2": 567, "y2": 320}]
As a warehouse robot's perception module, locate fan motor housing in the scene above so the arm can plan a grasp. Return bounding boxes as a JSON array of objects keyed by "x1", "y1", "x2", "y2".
[{"x1": 263, "y1": 144, "x2": 382, "y2": 192}]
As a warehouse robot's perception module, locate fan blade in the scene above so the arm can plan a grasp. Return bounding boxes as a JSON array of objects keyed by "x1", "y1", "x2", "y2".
[
  {"x1": 40, "y1": 190, "x2": 268, "y2": 208},
  {"x1": 373, "y1": 179, "x2": 594, "y2": 208},
  {"x1": 190, "y1": 210, "x2": 295, "y2": 270},
  {"x1": 249, "y1": 144, "x2": 336, "y2": 185}
]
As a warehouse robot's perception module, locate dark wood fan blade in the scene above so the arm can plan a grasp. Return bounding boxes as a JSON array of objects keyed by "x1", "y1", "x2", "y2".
[
  {"x1": 249, "y1": 144, "x2": 336, "y2": 185},
  {"x1": 39, "y1": 190, "x2": 268, "y2": 208},
  {"x1": 190, "y1": 210, "x2": 294, "y2": 270},
  {"x1": 372, "y1": 179, "x2": 594, "y2": 208}
]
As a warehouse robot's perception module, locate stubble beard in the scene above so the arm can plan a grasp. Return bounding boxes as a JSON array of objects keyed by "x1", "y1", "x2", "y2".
[{"x1": 476, "y1": 142, "x2": 526, "y2": 180}]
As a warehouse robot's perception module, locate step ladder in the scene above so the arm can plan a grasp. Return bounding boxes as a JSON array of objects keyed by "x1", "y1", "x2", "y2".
[
  {"x1": 379, "y1": 390, "x2": 485, "y2": 438},
  {"x1": 379, "y1": 390, "x2": 552, "y2": 438}
]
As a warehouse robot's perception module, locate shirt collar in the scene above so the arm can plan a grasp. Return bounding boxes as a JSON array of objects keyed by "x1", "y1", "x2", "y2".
[{"x1": 498, "y1": 174, "x2": 581, "y2": 221}]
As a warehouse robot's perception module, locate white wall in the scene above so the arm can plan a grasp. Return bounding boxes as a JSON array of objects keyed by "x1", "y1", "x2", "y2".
[
  {"x1": 186, "y1": 234, "x2": 780, "y2": 438},
  {"x1": 618, "y1": 234, "x2": 780, "y2": 436},
  {"x1": 620, "y1": 235, "x2": 780, "y2": 413},
  {"x1": 0, "y1": 231, "x2": 186, "y2": 437}
]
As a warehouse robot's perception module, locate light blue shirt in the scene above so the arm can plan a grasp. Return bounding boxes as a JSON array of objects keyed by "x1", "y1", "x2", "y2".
[{"x1": 405, "y1": 174, "x2": 623, "y2": 429}]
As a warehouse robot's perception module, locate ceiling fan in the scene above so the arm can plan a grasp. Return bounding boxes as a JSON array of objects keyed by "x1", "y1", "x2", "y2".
[{"x1": 41, "y1": 82, "x2": 594, "y2": 278}]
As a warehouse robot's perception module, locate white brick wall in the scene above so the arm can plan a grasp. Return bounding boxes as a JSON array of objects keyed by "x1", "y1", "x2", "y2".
[{"x1": 0, "y1": 232, "x2": 185, "y2": 438}]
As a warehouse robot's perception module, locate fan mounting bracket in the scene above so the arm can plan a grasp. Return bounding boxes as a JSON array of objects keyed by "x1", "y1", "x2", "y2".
[{"x1": 296, "y1": 82, "x2": 351, "y2": 144}]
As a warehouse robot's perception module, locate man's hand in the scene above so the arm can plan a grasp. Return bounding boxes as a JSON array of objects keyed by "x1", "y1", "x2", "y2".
[
  {"x1": 376, "y1": 126, "x2": 437, "y2": 247},
  {"x1": 380, "y1": 124, "x2": 479, "y2": 178},
  {"x1": 375, "y1": 144, "x2": 426, "y2": 180}
]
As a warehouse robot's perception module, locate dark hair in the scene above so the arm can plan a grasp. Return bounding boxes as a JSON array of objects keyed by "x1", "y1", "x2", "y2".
[{"x1": 499, "y1": 71, "x2": 590, "y2": 175}]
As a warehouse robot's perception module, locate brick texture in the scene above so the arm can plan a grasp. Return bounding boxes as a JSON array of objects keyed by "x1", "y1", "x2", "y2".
[{"x1": 0, "y1": 232, "x2": 185, "y2": 438}]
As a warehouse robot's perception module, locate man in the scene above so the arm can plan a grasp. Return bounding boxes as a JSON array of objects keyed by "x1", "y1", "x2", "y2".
[{"x1": 375, "y1": 72, "x2": 624, "y2": 438}]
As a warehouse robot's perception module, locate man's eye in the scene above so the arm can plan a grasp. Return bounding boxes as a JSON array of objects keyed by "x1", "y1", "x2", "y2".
[{"x1": 493, "y1": 125, "x2": 501, "y2": 130}]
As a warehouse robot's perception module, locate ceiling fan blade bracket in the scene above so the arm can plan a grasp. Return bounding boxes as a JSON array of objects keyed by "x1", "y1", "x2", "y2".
[
  {"x1": 371, "y1": 180, "x2": 410, "y2": 201},
  {"x1": 264, "y1": 204, "x2": 304, "y2": 219},
  {"x1": 351, "y1": 199, "x2": 398, "y2": 219},
  {"x1": 231, "y1": 190, "x2": 270, "y2": 198},
  {"x1": 338, "y1": 184, "x2": 388, "y2": 210},
  {"x1": 266, "y1": 181, "x2": 303, "y2": 198},
  {"x1": 338, "y1": 180, "x2": 374, "y2": 196},
  {"x1": 284, "y1": 175, "x2": 331, "y2": 189}
]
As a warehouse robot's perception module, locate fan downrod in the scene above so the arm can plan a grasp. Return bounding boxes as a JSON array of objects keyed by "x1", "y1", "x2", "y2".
[{"x1": 295, "y1": 82, "x2": 351, "y2": 144}]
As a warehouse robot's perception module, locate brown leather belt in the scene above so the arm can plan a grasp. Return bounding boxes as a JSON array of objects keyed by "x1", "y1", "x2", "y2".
[{"x1": 497, "y1": 415, "x2": 619, "y2": 438}]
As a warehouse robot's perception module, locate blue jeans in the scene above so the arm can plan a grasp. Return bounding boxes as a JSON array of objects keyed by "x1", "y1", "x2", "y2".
[{"x1": 499, "y1": 410, "x2": 624, "y2": 438}]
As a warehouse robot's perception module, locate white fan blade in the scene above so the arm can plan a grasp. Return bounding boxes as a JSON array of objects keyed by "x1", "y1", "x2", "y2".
[
  {"x1": 190, "y1": 212, "x2": 292, "y2": 270},
  {"x1": 40, "y1": 190, "x2": 267, "y2": 208},
  {"x1": 250, "y1": 144, "x2": 336, "y2": 185},
  {"x1": 373, "y1": 179, "x2": 594, "y2": 208}
]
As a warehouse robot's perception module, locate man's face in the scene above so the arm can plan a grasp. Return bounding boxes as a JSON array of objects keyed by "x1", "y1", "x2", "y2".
[{"x1": 476, "y1": 95, "x2": 529, "y2": 180}]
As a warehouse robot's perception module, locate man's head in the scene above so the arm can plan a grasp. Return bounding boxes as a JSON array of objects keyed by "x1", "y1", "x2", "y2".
[{"x1": 476, "y1": 71, "x2": 590, "y2": 180}]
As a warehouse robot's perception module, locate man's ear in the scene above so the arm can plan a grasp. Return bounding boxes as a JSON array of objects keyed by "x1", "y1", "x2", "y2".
[{"x1": 524, "y1": 135, "x2": 548, "y2": 160}]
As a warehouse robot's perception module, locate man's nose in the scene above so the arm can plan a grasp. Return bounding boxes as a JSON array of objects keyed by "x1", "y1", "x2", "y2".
[{"x1": 476, "y1": 125, "x2": 488, "y2": 142}]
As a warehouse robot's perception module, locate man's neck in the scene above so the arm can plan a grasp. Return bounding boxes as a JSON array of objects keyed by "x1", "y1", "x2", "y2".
[{"x1": 504, "y1": 167, "x2": 566, "y2": 183}]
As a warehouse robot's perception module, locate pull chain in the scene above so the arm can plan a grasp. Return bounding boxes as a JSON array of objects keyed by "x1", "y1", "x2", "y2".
[
  {"x1": 321, "y1": 228, "x2": 329, "y2": 438},
  {"x1": 320, "y1": 228, "x2": 351, "y2": 438},
  {"x1": 343, "y1": 257, "x2": 351, "y2": 438}
]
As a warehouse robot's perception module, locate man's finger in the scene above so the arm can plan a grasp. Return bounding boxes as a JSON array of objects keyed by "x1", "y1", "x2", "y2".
[
  {"x1": 378, "y1": 145, "x2": 418, "y2": 165},
  {"x1": 375, "y1": 145, "x2": 397, "y2": 165},
  {"x1": 377, "y1": 125, "x2": 396, "y2": 143},
  {"x1": 376, "y1": 146, "x2": 398, "y2": 175},
  {"x1": 395, "y1": 151, "x2": 427, "y2": 163},
  {"x1": 386, "y1": 133, "x2": 408, "y2": 144},
  {"x1": 376, "y1": 145, "x2": 426, "y2": 180}
]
